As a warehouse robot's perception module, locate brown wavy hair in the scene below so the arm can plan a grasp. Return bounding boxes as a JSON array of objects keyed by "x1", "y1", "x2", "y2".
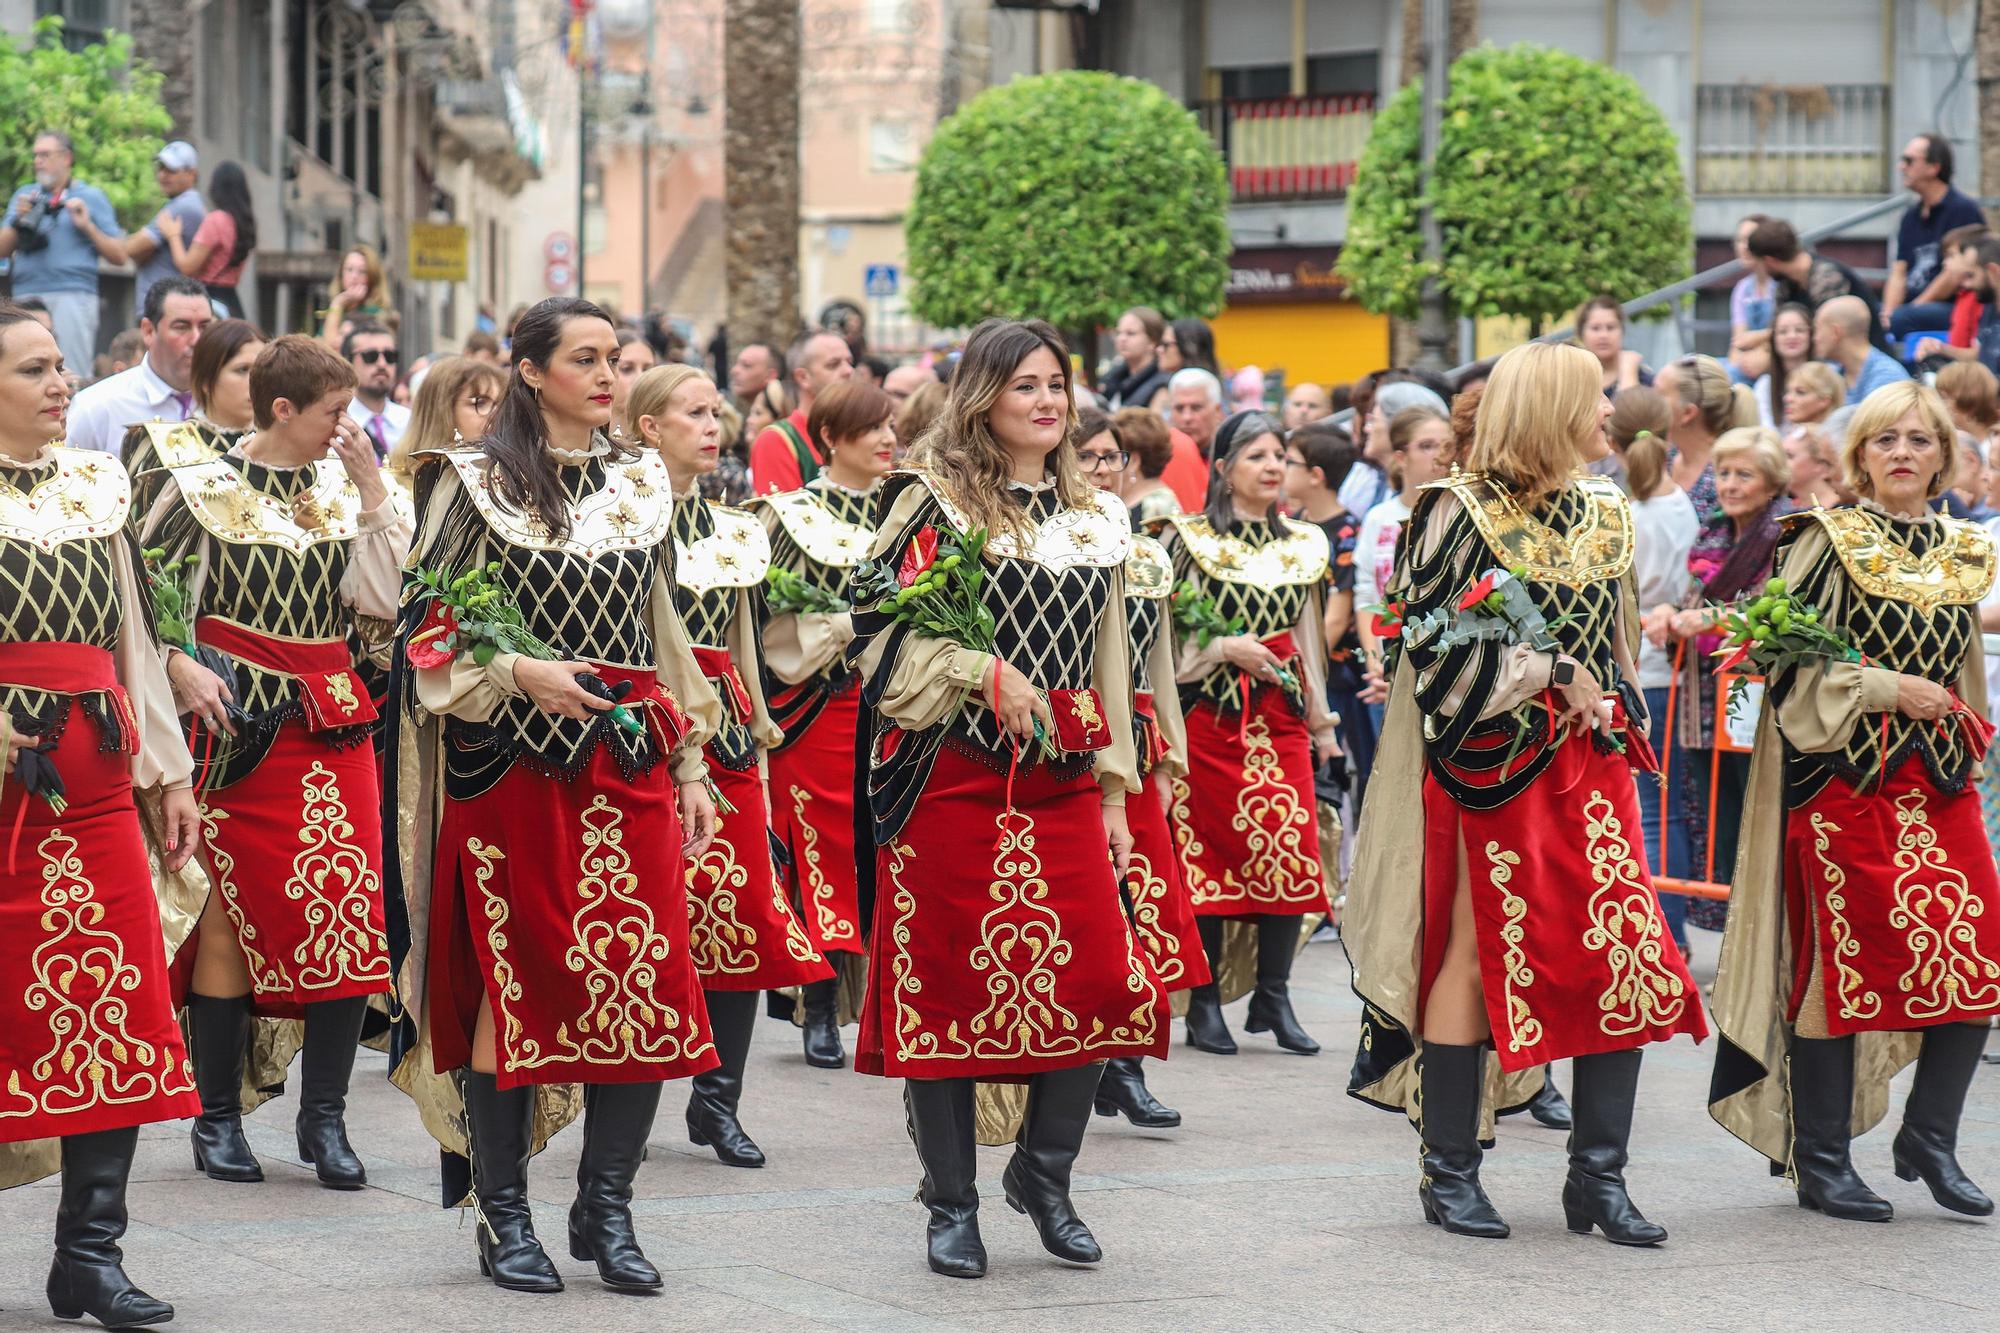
[{"x1": 391, "y1": 355, "x2": 503, "y2": 479}]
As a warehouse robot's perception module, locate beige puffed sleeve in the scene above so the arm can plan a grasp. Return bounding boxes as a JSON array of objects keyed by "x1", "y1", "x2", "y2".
[
  {"x1": 341, "y1": 491, "x2": 413, "y2": 667},
  {"x1": 851, "y1": 484, "x2": 996, "y2": 728},
  {"x1": 754, "y1": 502, "x2": 856, "y2": 684},
  {"x1": 113, "y1": 537, "x2": 193, "y2": 792},
  {"x1": 728, "y1": 584, "x2": 784, "y2": 752},
  {"x1": 408, "y1": 468, "x2": 525, "y2": 724},
  {"x1": 1147, "y1": 611, "x2": 1189, "y2": 779},
  {"x1": 1289, "y1": 579, "x2": 1339, "y2": 750},
  {"x1": 647, "y1": 559, "x2": 722, "y2": 786},
  {"x1": 1090, "y1": 565, "x2": 1139, "y2": 804}
]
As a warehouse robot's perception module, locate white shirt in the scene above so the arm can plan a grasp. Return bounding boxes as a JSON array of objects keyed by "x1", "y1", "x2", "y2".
[
  {"x1": 1632, "y1": 487, "x2": 1700, "y2": 689},
  {"x1": 65, "y1": 357, "x2": 192, "y2": 455},
  {"x1": 345, "y1": 399, "x2": 411, "y2": 461},
  {"x1": 1340, "y1": 460, "x2": 1391, "y2": 521},
  {"x1": 1352, "y1": 493, "x2": 1412, "y2": 617}
]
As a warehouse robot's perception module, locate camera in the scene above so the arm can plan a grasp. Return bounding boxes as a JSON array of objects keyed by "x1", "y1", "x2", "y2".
[{"x1": 11, "y1": 189, "x2": 56, "y2": 253}]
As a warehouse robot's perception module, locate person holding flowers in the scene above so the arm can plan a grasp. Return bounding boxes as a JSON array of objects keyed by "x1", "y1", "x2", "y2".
[
  {"x1": 388, "y1": 298, "x2": 721, "y2": 1295},
  {"x1": 1154, "y1": 410, "x2": 1339, "y2": 1059},
  {"x1": 750, "y1": 378, "x2": 898, "y2": 1069},
  {"x1": 626, "y1": 361, "x2": 832, "y2": 1167},
  {"x1": 1345, "y1": 341, "x2": 1705, "y2": 1247},
  {"x1": 848, "y1": 318, "x2": 1167, "y2": 1279},
  {"x1": 1710, "y1": 379, "x2": 2000, "y2": 1224}
]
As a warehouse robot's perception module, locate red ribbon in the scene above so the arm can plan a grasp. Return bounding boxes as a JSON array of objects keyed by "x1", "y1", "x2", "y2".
[{"x1": 988, "y1": 656, "x2": 1022, "y2": 839}]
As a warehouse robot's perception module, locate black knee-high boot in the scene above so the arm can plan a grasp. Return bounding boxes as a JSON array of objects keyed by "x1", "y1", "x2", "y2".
[
  {"x1": 463, "y1": 1070, "x2": 563, "y2": 1292},
  {"x1": 1417, "y1": 1041, "x2": 1509, "y2": 1238},
  {"x1": 296, "y1": 995, "x2": 368, "y2": 1189},
  {"x1": 186, "y1": 992, "x2": 262, "y2": 1183},
  {"x1": 1243, "y1": 915, "x2": 1318, "y2": 1054},
  {"x1": 687, "y1": 988, "x2": 764, "y2": 1167},
  {"x1": 1892, "y1": 1022, "x2": 1994, "y2": 1216},
  {"x1": 1093, "y1": 1057, "x2": 1180, "y2": 1127},
  {"x1": 1185, "y1": 917, "x2": 1236, "y2": 1055},
  {"x1": 569, "y1": 1081, "x2": 664, "y2": 1292},
  {"x1": 1002, "y1": 1064, "x2": 1105, "y2": 1263},
  {"x1": 1562, "y1": 1049, "x2": 1666, "y2": 1245},
  {"x1": 905, "y1": 1077, "x2": 985, "y2": 1278},
  {"x1": 1789, "y1": 1035, "x2": 1893, "y2": 1221},
  {"x1": 46, "y1": 1128, "x2": 173, "y2": 1328},
  {"x1": 801, "y1": 977, "x2": 846, "y2": 1069}
]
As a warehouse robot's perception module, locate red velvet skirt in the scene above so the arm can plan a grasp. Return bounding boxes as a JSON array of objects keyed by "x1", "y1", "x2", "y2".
[
  {"x1": 428, "y1": 745, "x2": 718, "y2": 1088},
  {"x1": 767, "y1": 686, "x2": 864, "y2": 955},
  {"x1": 1786, "y1": 757, "x2": 2000, "y2": 1036},
  {"x1": 1419, "y1": 731, "x2": 1707, "y2": 1072},
  {"x1": 1177, "y1": 693, "x2": 1329, "y2": 918},
  {"x1": 856, "y1": 746, "x2": 1169, "y2": 1080},
  {"x1": 1126, "y1": 772, "x2": 1211, "y2": 994},
  {"x1": 197, "y1": 719, "x2": 391, "y2": 1015},
  {"x1": 0, "y1": 689, "x2": 199, "y2": 1143},
  {"x1": 688, "y1": 754, "x2": 832, "y2": 991}
]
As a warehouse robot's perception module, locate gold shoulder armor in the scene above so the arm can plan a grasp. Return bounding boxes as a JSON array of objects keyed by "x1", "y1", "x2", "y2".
[
  {"x1": 0, "y1": 447, "x2": 131, "y2": 550},
  {"x1": 1159, "y1": 511, "x2": 1327, "y2": 587},
  {"x1": 678, "y1": 502, "x2": 772, "y2": 593},
  {"x1": 1806, "y1": 506, "x2": 1995, "y2": 611},
  {"x1": 1427, "y1": 469, "x2": 1632, "y2": 589}
]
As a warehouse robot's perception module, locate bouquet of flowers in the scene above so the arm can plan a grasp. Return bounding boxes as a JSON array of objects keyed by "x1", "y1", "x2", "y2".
[
  {"x1": 765, "y1": 565, "x2": 846, "y2": 616},
  {"x1": 1407, "y1": 565, "x2": 1584, "y2": 767},
  {"x1": 1172, "y1": 580, "x2": 1298, "y2": 691},
  {"x1": 141, "y1": 546, "x2": 249, "y2": 766},
  {"x1": 1710, "y1": 576, "x2": 1858, "y2": 719}
]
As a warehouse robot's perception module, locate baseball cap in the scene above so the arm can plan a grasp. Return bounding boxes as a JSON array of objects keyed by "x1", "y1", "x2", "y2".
[{"x1": 155, "y1": 141, "x2": 198, "y2": 172}]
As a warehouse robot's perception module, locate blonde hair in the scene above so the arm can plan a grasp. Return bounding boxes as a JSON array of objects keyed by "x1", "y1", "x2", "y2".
[
  {"x1": 1786, "y1": 362, "x2": 1844, "y2": 419},
  {"x1": 1934, "y1": 359, "x2": 2000, "y2": 432},
  {"x1": 1663, "y1": 353, "x2": 1758, "y2": 435},
  {"x1": 1841, "y1": 380, "x2": 1958, "y2": 500},
  {"x1": 390, "y1": 355, "x2": 504, "y2": 479},
  {"x1": 625, "y1": 363, "x2": 713, "y2": 448},
  {"x1": 1467, "y1": 342, "x2": 1601, "y2": 502},
  {"x1": 1711, "y1": 425, "x2": 1789, "y2": 498}
]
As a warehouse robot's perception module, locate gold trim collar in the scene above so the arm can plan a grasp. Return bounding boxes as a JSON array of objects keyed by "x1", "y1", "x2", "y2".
[
  {"x1": 173, "y1": 455, "x2": 362, "y2": 551},
  {"x1": 0, "y1": 447, "x2": 131, "y2": 550},
  {"x1": 1423, "y1": 470, "x2": 1633, "y2": 588},
  {"x1": 445, "y1": 448, "x2": 673, "y2": 557},
  {"x1": 750, "y1": 488, "x2": 877, "y2": 569},
  {"x1": 676, "y1": 502, "x2": 771, "y2": 593},
  {"x1": 925, "y1": 477, "x2": 1131, "y2": 571},
  {"x1": 1125, "y1": 532, "x2": 1174, "y2": 599},
  {"x1": 1787, "y1": 505, "x2": 1996, "y2": 611},
  {"x1": 1156, "y1": 512, "x2": 1329, "y2": 586}
]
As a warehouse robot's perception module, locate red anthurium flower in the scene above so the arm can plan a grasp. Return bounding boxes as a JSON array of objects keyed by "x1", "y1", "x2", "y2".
[
  {"x1": 1711, "y1": 641, "x2": 1753, "y2": 676},
  {"x1": 898, "y1": 525, "x2": 939, "y2": 587},
  {"x1": 1371, "y1": 612, "x2": 1402, "y2": 639},
  {"x1": 405, "y1": 601, "x2": 461, "y2": 670},
  {"x1": 1457, "y1": 570, "x2": 1500, "y2": 612}
]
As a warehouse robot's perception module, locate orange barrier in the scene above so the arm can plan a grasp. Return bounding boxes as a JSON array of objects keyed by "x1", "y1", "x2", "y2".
[{"x1": 1650, "y1": 639, "x2": 1732, "y2": 902}]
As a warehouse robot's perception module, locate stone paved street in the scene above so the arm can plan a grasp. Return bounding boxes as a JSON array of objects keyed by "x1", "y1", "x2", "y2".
[{"x1": 1, "y1": 934, "x2": 1995, "y2": 1331}]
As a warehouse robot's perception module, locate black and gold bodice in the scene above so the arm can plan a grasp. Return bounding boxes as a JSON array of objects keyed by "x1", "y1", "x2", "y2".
[
  {"x1": 1774, "y1": 506, "x2": 1993, "y2": 803},
  {"x1": 410, "y1": 445, "x2": 676, "y2": 784},
  {"x1": 0, "y1": 449, "x2": 138, "y2": 750},
  {"x1": 671, "y1": 491, "x2": 770, "y2": 771},
  {"x1": 1125, "y1": 531, "x2": 1174, "y2": 768},
  {"x1": 123, "y1": 417, "x2": 243, "y2": 517},
  {"x1": 764, "y1": 478, "x2": 877, "y2": 608},
  {"x1": 1159, "y1": 512, "x2": 1329, "y2": 717},
  {"x1": 1399, "y1": 472, "x2": 1632, "y2": 810}
]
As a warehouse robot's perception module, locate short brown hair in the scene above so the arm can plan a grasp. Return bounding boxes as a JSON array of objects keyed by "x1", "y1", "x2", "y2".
[
  {"x1": 1943, "y1": 223, "x2": 1989, "y2": 256},
  {"x1": 1746, "y1": 218, "x2": 1802, "y2": 263},
  {"x1": 807, "y1": 378, "x2": 895, "y2": 448},
  {"x1": 251, "y1": 334, "x2": 357, "y2": 429},
  {"x1": 1075, "y1": 405, "x2": 1119, "y2": 450},
  {"x1": 1934, "y1": 360, "x2": 2000, "y2": 432},
  {"x1": 1113, "y1": 406, "x2": 1172, "y2": 479},
  {"x1": 463, "y1": 329, "x2": 501, "y2": 357},
  {"x1": 190, "y1": 319, "x2": 267, "y2": 415}
]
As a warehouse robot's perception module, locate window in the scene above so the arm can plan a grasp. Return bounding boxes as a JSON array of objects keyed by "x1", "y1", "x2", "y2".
[
  {"x1": 1306, "y1": 53, "x2": 1377, "y2": 98},
  {"x1": 868, "y1": 119, "x2": 915, "y2": 174},
  {"x1": 1218, "y1": 65, "x2": 1291, "y2": 100},
  {"x1": 34, "y1": 0, "x2": 123, "y2": 50},
  {"x1": 865, "y1": 0, "x2": 909, "y2": 34}
]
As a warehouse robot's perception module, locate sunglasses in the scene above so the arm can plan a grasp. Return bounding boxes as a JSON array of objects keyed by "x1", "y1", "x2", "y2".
[{"x1": 354, "y1": 348, "x2": 397, "y2": 365}]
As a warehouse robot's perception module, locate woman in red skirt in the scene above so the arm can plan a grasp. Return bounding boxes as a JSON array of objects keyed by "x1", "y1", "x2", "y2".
[
  {"x1": 751, "y1": 380, "x2": 898, "y2": 1067},
  {"x1": 627, "y1": 362, "x2": 833, "y2": 1167},
  {"x1": 1078, "y1": 407, "x2": 1207, "y2": 1127},
  {"x1": 394, "y1": 298, "x2": 721, "y2": 1295},
  {"x1": 142, "y1": 334, "x2": 406, "y2": 1192},
  {"x1": 1, "y1": 306, "x2": 202, "y2": 1327},
  {"x1": 1347, "y1": 343, "x2": 1705, "y2": 1245},
  {"x1": 851, "y1": 319, "x2": 1168, "y2": 1278},
  {"x1": 1156, "y1": 412, "x2": 1340, "y2": 1056},
  {"x1": 1711, "y1": 380, "x2": 2000, "y2": 1222}
]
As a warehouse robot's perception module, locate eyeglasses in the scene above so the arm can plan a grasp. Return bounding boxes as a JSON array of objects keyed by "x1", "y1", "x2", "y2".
[
  {"x1": 354, "y1": 348, "x2": 397, "y2": 365},
  {"x1": 463, "y1": 393, "x2": 495, "y2": 414},
  {"x1": 1077, "y1": 450, "x2": 1130, "y2": 472}
]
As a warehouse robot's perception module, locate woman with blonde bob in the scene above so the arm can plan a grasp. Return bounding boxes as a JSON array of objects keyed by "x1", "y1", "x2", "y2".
[
  {"x1": 1711, "y1": 380, "x2": 1999, "y2": 1225},
  {"x1": 849, "y1": 317, "x2": 1167, "y2": 1278},
  {"x1": 1347, "y1": 341, "x2": 1705, "y2": 1246}
]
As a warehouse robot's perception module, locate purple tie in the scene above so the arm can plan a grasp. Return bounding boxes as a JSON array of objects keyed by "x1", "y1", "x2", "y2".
[
  {"x1": 171, "y1": 392, "x2": 192, "y2": 420},
  {"x1": 367, "y1": 415, "x2": 389, "y2": 460}
]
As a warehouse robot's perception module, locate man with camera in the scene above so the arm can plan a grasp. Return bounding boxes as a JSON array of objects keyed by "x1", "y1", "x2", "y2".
[{"x1": 0, "y1": 129, "x2": 127, "y2": 375}]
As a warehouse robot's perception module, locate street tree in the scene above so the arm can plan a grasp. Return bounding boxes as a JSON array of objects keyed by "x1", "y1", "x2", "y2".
[
  {"x1": 725, "y1": 0, "x2": 802, "y2": 349},
  {"x1": 0, "y1": 18, "x2": 172, "y2": 229},
  {"x1": 1340, "y1": 43, "x2": 1690, "y2": 326},
  {"x1": 906, "y1": 70, "x2": 1229, "y2": 334}
]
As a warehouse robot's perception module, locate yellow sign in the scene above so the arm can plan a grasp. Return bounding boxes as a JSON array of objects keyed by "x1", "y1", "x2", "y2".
[{"x1": 408, "y1": 223, "x2": 468, "y2": 282}]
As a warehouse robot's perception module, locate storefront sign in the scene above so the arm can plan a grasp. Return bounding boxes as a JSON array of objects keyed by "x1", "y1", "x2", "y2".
[
  {"x1": 409, "y1": 223, "x2": 469, "y2": 282},
  {"x1": 1226, "y1": 247, "x2": 1348, "y2": 306}
]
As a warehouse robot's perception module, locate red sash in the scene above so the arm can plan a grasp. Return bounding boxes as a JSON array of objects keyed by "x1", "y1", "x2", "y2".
[
  {"x1": 1133, "y1": 689, "x2": 1170, "y2": 769},
  {"x1": 0, "y1": 641, "x2": 136, "y2": 752},
  {"x1": 689, "y1": 645, "x2": 752, "y2": 722},
  {"x1": 195, "y1": 616, "x2": 378, "y2": 731}
]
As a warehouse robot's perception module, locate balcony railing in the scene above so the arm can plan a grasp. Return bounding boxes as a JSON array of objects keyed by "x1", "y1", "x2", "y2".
[
  {"x1": 1197, "y1": 94, "x2": 1376, "y2": 202},
  {"x1": 1694, "y1": 83, "x2": 1889, "y2": 196}
]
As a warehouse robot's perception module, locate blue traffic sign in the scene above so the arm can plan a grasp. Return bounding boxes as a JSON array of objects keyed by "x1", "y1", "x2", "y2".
[{"x1": 864, "y1": 263, "x2": 899, "y2": 298}]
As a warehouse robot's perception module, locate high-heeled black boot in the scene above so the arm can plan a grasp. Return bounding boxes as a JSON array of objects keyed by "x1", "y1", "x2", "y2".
[
  {"x1": 687, "y1": 989, "x2": 764, "y2": 1167},
  {"x1": 1002, "y1": 1064, "x2": 1104, "y2": 1264},
  {"x1": 1789, "y1": 1035, "x2": 1892, "y2": 1221},
  {"x1": 1561, "y1": 1049, "x2": 1667, "y2": 1245},
  {"x1": 463, "y1": 1070, "x2": 563, "y2": 1293},
  {"x1": 295, "y1": 996, "x2": 368, "y2": 1189},
  {"x1": 1185, "y1": 917, "x2": 1236, "y2": 1055},
  {"x1": 801, "y1": 977, "x2": 846, "y2": 1069},
  {"x1": 186, "y1": 992, "x2": 262, "y2": 1183},
  {"x1": 905, "y1": 1077, "x2": 986, "y2": 1278},
  {"x1": 1524, "y1": 1067, "x2": 1572, "y2": 1128},
  {"x1": 1242, "y1": 915, "x2": 1318, "y2": 1054},
  {"x1": 1892, "y1": 1022, "x2": 1994, "y2": 1216},
  {"x1": 569, "y1": 1081, "x2": 664, "y2": 1292},
  {"x1": 46, "y1": 1128, "x2": 174, "y2": 1329},
  {"x1": 1093, "y1": 1057, "x2": 1181, "y2": 1127},
  {"x1": 1416, "y1": 1042, "x2": 1509, "y2": 1238}
]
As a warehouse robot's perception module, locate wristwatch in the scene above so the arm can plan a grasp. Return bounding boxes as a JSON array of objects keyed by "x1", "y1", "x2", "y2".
[{"x1": 1551, "y1": 657, "x2": 1576, "y2": 688}]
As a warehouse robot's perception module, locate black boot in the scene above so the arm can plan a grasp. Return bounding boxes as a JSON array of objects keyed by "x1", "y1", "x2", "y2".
[
  {"x1": 1001, "y1": 1064, "x2": 1104, "y2": 1264},
  {"x1": 1185, "y1": 918, "x2": 1236, "y2": 1055},
  {"x1": 1892, "y1": 1023, "x2": 1994, "y2": 1216},
  {"x1": 906, "y1": 1077, "x2": 986, "y2": 1278},
  {"x1": 687, "y1": 989, "x2": 764, "y2": 1168},
  {"x1": 1561, "y1": 1050, "x2": 1667, "y2": 1245},
  {"x1": 801, "y1": 978, "x2": 846, "y2": 1069},
  {"x1": 186, "y1": 992, "x2": 262, "y2": 1183},
  {"x1": 1093, "y1": 1058, "x2": 1181, "y2": 1128},
  {"x1": 1789, "y1": 1035, "x2": 1893, "y2": 1221},
  {"x1": 1242, "y1": 915, "x2": 1318, "y2": 1054},
  {"x1": 1416, "y1": 1042, "x2": 1509, "y2": 1238},
  {"x1": 46, "y1": 1128, "x2": 173, "y2": 1329},
  {"x1": 295, "y1": 996, "x2": 368, "y2": 1189},
  {"x1": 569, "y1": 1081, "x2": 664, "y2": 1292},
  {"x1": 463, "y1": 1070, "x2": 563, "y2": 1292},
  {"x1": 1525, "y1": 1066, "x2": 1572, "y2": 1129}
]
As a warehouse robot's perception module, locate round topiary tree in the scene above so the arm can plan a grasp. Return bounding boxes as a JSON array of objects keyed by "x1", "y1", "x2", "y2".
[
  {"x1": 0, "y1": 18, "x2": 172, "y2": 230},
  {"x1": 906, "y1": 70, "x2": 1230, "y2": 332},
  {"x1": 1339, "y1": 43, "x2": 1691, "y2": 324}
]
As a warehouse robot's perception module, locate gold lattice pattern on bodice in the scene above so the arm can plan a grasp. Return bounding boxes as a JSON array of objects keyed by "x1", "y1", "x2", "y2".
[
  {"x1": 671, "y1": 496, "x2": 739, "y2": 648},
  {"x1": 760, "y1": 480, "x2": 877, "y2": 598},
  {"x1": 1128, "y1": 594, "x2": 1162, "y2": 695},
  {"x1": 0, "y1": 521, "x2": 124, "y2": 734},
  {"x1": 1170, "y1": 519, "x2": 1312, "y2": 711}
]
